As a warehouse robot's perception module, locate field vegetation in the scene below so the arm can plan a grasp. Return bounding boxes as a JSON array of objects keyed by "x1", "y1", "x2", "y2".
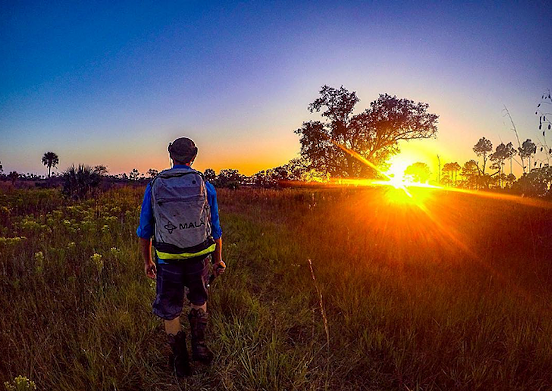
[{"x1": 1, "y1": 186, "x2": 552, "y2": 390}]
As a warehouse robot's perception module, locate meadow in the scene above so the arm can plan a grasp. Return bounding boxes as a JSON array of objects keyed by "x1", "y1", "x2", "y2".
[{"x1": 1, "y1": 185, "x2": 552, "y2": 390}]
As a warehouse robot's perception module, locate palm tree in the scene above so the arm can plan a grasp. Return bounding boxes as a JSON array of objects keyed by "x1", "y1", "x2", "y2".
[{"x1": 42, "y1": 152, "x2": 59, "y2": 178}]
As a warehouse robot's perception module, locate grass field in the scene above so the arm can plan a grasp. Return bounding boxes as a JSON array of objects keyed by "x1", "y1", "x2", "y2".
[{"x1": 1, "y1": 186, "x2": 552, "y2": 390}]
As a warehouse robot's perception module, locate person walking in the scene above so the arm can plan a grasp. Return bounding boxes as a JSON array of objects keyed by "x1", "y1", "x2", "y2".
[{"x1": 137, "y1": 137, "x2": 225, "y2": 377}]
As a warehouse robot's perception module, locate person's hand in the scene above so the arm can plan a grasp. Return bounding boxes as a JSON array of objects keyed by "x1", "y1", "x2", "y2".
[
  {"x1": 145, "y1": 259, "x2": 156, "y2": 279},
  {"x1": 213, "y1": 260, "x2": 226, "y2": 277}
]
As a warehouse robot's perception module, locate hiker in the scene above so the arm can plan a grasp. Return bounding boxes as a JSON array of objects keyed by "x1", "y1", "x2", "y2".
[{"x1": 137, "y1": 137, "x2": 224, "y2": 377}]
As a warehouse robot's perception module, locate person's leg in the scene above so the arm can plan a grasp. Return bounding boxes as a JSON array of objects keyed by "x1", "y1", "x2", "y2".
[
  {"x1": 191, "y1": 303, "x2": 207, "y2": 311},
  {"x1": 188, "y1": 303, "x2": 213, "y2": 364},
  {"x1": 164, "y1": 316, "x2": 182, "y2": 335},
  {"x1": 154, "y1": 263, "x2": 191, "y2": 377},
  {"x1": 185, "y1": 257, "x2": 213, "y2": 364}
]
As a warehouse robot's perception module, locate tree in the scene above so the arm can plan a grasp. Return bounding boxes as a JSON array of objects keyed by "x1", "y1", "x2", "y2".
[
  {"x1": 518, "y1": 139, "x2": 537, "y2": 173},
  {"x1": 93, "y1": 165, "x2": 109, "y2": 176},
  {"x1": 204, "y1": 168, "x2": 216, "y2": 182},
  {"x1": 147, "y1": 168, "x2": 159, "y2": 179},
  {"x1": 42, "y1": 152, "x2": 59, "y2": 178},
  {"x1": 216, "y1": 169, "x2": 244, "y2": 189},
  {"x1": 285, "y1": 157, "x2": 309, "y2": 181},
  {"x1": 473, "y1": 138, "x2": 492, "y2": 174},
  {"x1": 295, "y1": 85, "x2": 439, "y2": 178},
  {"x1": 442, "y1": 162, "x2": 461, "y2": 186},
  {"x1": 461, "y1": 160, "x2": 480, "y2": 189},
  {"x1": 512, "y1": 167, "x2": 552, "y2": 197},
  {"x1": 505, "y1": 173, "x2": 517, "y2": 189},
  {"x1": 0, "y1": 161, "x2": 3, "y2": 173},
  {"x1": 8, "y1": 171, "x2": 18, "y2": 185},
  {"x1": 129, "y1": 168, "x2": 140, "y2": 181},
  {"x1": 404, "y1": 162, "x2": 431, "y2": 183},
  {"x1": 490, "y1": 142, "x2": 515, "y2": 188}
]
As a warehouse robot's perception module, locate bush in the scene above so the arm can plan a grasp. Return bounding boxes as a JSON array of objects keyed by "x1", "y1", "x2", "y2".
[{"x1": 62, "y1": 165, "x2": 101, "y2": 200}]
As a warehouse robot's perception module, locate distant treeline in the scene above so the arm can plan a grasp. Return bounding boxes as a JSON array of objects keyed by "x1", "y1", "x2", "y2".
[{"x1": 2, "y1": 154, "x2": 552, "y2": 199}]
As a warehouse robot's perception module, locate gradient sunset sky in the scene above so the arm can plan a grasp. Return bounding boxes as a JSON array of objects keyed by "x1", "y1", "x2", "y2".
[{"x1": 1, "y1": 1, "x2": 551, "y2": 177}]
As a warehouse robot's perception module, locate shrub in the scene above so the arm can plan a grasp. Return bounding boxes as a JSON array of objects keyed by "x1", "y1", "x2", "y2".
[{"x1": 62, "y1": 165, "x2": 101, "y2": 200}]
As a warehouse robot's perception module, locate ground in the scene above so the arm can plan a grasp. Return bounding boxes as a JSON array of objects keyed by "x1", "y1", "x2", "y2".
[{"x1": 1, "y1": 186, "x2": 552, "y2": 390}]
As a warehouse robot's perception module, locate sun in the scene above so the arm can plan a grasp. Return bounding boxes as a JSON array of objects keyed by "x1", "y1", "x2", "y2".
[{"x1": 384, "y1": 158, "x2": 411, "y2": 186}]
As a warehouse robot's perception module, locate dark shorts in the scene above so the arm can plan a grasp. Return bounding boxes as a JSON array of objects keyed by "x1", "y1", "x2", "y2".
[{"x1": 152, "y1": 256, "x2": 210, "y2": 320}]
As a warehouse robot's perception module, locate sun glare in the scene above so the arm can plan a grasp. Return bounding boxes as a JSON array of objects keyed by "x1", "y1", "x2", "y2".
[{"x1": 385, "y1": 160, "x2": 410, "y2": 184}]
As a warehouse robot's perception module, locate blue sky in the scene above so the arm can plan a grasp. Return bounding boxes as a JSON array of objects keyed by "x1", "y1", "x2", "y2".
[{"x1": 1, "y1": 0, "x2": 551, "y2": 176}]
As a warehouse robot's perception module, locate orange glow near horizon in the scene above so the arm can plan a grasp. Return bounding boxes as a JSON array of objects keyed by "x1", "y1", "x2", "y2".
[{"x1": 289, "y1": 139, "x2": 551, "y2": 307}]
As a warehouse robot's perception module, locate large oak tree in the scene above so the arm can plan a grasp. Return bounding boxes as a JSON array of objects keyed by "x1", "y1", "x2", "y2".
[{"x1": 295, "y1": 85, "x2": 439, "y2": 178}]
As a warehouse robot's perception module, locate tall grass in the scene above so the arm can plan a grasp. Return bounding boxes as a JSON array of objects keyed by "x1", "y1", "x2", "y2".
[{"x1": 1, "y1": 186, "x2": 552, "y2": 390}]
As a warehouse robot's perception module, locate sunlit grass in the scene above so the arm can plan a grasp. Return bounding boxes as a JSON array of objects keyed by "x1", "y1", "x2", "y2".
[{"x1": 2, "y1": 186, "x2": 552, "y2": 390}]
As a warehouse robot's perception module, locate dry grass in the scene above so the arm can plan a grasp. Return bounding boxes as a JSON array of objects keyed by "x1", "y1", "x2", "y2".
[{"x1": 1, "y1": 186, "x2": 552, "y2": 390}]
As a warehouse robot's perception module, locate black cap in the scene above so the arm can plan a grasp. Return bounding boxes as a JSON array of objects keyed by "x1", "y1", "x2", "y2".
[{"x1": 168, "y1": 137, "x2": 198, "y2": 163}]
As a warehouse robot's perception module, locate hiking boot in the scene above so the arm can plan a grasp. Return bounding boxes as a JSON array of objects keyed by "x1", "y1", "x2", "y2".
[
  {"x1": 168, "y1": 331, "x2": 192, "y2": 377},
  {"x1": 188, "y1": 308, "x2": 214, "y2": 365}
]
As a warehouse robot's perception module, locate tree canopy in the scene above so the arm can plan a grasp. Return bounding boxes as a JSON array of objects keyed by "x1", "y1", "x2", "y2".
[
  {"x1": 295, "y1": 85, "x2": 439, "y2": 178},
  {"x1": 442, "y1": 162, "x2": 461, "y2": 186},
  {"x1": 404, "y1": 162, "x2": 431, "y2": 183},
  {"x1": 473, "y1": 138, "x2": 492, "y2": 174},
  {"x1": 519, "y1": 139, "x2": 537, "y2": 173},
  {"x1": 490, "y1": 142, "x2": 515, "y2": 187},
  {"x1": 42, "y1": 152, "x2": 59, "y2": 178}
]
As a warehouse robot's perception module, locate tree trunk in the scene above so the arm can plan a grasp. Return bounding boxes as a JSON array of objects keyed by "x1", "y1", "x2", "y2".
[{"x1": 345, "y1": 154, "x2": 354, "y2": 178}]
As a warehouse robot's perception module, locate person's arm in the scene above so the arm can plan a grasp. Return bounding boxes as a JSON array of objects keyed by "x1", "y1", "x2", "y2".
[
  {"x1": 140, "y1": 237, "x2": 156, "y2": 279},
  {"x1": 137, "y1": 183, "x2": 156, "y2": 278},
  {"x1": 206, "y1": 182, "x2": 225, "y2": 276},
  {"x1": 212, "y1": 237, "x2": 224, "y2": 276}
]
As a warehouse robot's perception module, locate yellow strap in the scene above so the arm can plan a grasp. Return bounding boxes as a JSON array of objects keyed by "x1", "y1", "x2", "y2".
[{"x1": 156, "y1": 243, "x2": 216, "y2": 260}]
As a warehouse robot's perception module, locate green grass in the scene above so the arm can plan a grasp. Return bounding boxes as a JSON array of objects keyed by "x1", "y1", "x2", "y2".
[{"x1": 1, "y1": 186, "x2": 552, "y2": 390}]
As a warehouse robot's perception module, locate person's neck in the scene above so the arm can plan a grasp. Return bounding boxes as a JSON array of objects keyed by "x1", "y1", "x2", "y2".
[{"x1": 172, "y1": 161, "x2": 191, "y2": 167}]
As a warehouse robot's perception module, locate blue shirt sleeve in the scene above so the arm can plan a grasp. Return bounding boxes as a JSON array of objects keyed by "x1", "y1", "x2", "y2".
[
  {"x1": 136, "y1": 183, "x2": 154, "y2": 239},
  {"x1": 206, "y1": 181, "x2": 222, "y2": 239}
]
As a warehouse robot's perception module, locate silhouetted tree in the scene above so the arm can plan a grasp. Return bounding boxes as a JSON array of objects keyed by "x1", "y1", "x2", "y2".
[
  {"x1": 216, "y1": 169, "x2": 244, "y2": 189},
  {"x1": 252, "y1": 170, "x2": 270, "y2": 187},
  {"x1": 404, "y1": 162, "x2": 431, "y2": 183},
  {"x1": 442, "y1": 162, "x2": 461, "y2": 186},
  {"x1": 93, "y1": 165, "x2": 109, "y2": 176},
  {"x1": 519, "y1": 139, "x2": 537, "y2": 173},
  {"x1": 42, "y1": 152, "x2": 59, "y2": 178},
  {"x1": 129, "y1": 168, "x2": 140, "y2": 181},
  {"x1": 8, "y1": 171, "x2": 18, "y2": 185},
  {"x1": 295, "y1": 85, "x2": 439, "y2": 178},
  {"x1": 513, "y1": 167, "x2": 552, "y2": 197},
  {"x1": 147, "y1": 168, "x2": 159, "y2": 179},
  {"x1": 505, "y1": 173, "x2": 517, "y2": 189},
  {"x1": 490, "y1": 142, "x2": 516, "y2": 188},
  {"x1": 0, "y1": 161, "x2": 3, "y2": 173},
  {"x1": 284, "y1": 157, "x2": 309, "y2": 181},
  {"x1": 461, "y1": 160, "x2": 480, "y2": 189},
  {"x1": 204, "y1": 168, "x2": 216, "y2": 182},
  {"x1": 473, "y1": 138, "x2": 492, "y2": 175}
]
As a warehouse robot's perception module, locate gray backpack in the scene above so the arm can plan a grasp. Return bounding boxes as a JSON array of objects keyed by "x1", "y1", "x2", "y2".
[{"x1": 151, "y1": 168, "x2": 214, "y2": 259}]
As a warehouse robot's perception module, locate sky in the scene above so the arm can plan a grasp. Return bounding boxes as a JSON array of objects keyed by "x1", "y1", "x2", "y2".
[{"x1": 1, "y1": 0, "x2": 551, "y2": 178}]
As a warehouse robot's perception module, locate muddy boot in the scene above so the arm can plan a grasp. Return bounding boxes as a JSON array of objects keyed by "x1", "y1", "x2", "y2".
[
  {"x1": 188, "y1": 308, "x2": 214, "y2": 365},
  {"x1": 167, "y1": 331, "x2": 192, "y2": 377}
]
